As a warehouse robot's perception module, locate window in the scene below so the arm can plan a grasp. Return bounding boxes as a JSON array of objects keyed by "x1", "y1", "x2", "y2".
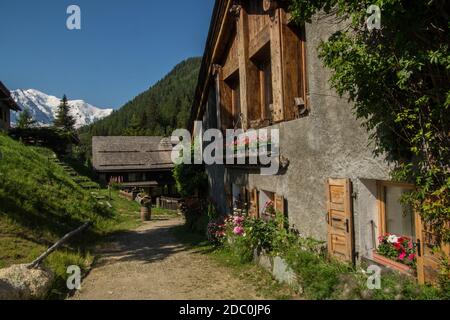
[
  {"x1": 215, "y1": 6, "x2": 307, "y2": 132},
  {"x1": 128, "y1": 173, "x2": 137, "y2": 182},
  {"x1": 227, "y1": 76, "x2": 241, "y2": 129},
  {"x1": 259, "y1": 190, "x2": 275, "y2": 220},
  {"x1": 249, "y1": 43, "x2": 273, "y2": 128},
  {"x1": 260, "y1": 59, "x2": 273, "y2": 122},
  {"x1": 378, "y1": 182, "x2": 415, "y2": 239}
]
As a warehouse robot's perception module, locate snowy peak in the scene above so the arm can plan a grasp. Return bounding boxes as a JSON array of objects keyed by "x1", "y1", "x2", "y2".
[{"x1": 10, "y1": 89, "x2": 113, "y2": 129}]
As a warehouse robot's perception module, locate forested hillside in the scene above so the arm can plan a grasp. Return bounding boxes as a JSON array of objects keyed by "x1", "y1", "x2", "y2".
[{"x1": 80, "y1": 57, "x2": 201, "y2": 138}]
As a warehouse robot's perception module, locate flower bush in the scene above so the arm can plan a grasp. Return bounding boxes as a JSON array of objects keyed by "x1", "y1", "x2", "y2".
[
  {"x1": 206, "y1": 219, "x2": 226, "y2": 246},
  {"x1": 377, "y1": 234, "x2": 416, "y2": 267},
  {"x1": 202, "y1": 212, "x2": 445, "y2": 299}
]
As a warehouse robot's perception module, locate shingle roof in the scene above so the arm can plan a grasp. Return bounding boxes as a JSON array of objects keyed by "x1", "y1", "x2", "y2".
[{"x1": 92, "y1": 136, "x2": 175, "y2": 172}]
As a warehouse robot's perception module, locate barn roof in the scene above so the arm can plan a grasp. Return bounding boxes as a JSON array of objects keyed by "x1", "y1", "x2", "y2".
[
  {"x1": 0, "y1": 81, "x2": 21, "y2": 111},
  {"x1": 92, "y1": 136, "x2": 175, "y2": 172}
]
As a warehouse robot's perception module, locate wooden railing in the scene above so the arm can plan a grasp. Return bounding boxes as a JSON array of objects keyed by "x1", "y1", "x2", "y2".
[{"x1": 157, "y1": 196, "x2": 181, "y2": 211}]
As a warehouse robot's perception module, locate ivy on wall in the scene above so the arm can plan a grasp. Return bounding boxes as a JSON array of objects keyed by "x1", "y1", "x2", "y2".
[{"x1": 289, "y1": 0, "x2": 449, "y2": 241}]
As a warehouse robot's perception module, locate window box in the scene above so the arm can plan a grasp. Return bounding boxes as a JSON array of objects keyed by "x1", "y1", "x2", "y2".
[{"x1": 372, "y1": 251, "x2": 415, "y2": 275}]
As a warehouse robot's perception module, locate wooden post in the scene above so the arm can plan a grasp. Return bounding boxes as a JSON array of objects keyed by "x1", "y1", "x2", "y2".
[
  {"x1": 270, "y1": 8, "x2": 284, "y2": 122},
  {"x1": 28, "y1": 221, "x2": 92, "y2": 269}
]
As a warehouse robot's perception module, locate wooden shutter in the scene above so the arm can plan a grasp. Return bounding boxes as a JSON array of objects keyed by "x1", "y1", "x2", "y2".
[
  {"x1": 274, "y1": 194, "x2": 285, "y2": 215},
  {"x1": 274, "y1": 194, "x2": 285, "y2": 228},
  {"x1": 326, "y1": 178, "x2": 354, "y2": 263},
  {"x1": 415, "y1": 215, "x2": 450, "y2": 285},
  {"x1": 249, "y1": 188, "x2": 259, "y2": 218}
]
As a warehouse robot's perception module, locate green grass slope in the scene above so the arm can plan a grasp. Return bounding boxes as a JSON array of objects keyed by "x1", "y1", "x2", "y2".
[{"x1": 0, "y1": 133, "x2": 141, "y2": 298}]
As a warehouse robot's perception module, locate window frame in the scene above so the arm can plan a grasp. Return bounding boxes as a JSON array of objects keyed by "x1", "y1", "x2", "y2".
[{"x1": 377, "y1": 180, "x2": 416, "y2": 240}]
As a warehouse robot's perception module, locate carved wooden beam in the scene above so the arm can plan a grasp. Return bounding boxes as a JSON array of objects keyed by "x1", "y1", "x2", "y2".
[
  {"x1": 263, "y1": 0, "x2": 278, "y2": 12},
  {"x1": 212, "y1": 64, "x2": 222, "y2": 77},
  {"x1": 229, "y1": 3, "x2": 242, "y2": 19}
]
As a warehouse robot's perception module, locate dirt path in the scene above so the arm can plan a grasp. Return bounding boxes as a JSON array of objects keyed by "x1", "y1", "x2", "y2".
[{"x1": 70, "y1": 217, "x2": 263, "y2": 300}]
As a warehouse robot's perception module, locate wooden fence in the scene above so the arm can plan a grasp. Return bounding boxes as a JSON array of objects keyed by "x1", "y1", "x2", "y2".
[{"x1": 157, "y1": 196, "x2": 182, "y2": 211}]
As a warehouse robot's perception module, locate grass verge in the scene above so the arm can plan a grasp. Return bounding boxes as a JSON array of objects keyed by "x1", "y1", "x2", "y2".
[{"x1": 0, "y1": 134, "x2": 142, "y2": 299}]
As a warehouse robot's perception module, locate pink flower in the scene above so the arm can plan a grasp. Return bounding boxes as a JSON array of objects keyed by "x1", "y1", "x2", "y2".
[
  {"x1": 408, "y1": 253, "x2": 415, "y2": 261},
  {"x1": 399, "y1": 252, "x2": 406, "y2": 260},
  {"x1": 233, "y1": 226, "x2": 244, "y2": 236},
  {"x1": 233, "y1": 216, "x2": 244, "y2": 225}
]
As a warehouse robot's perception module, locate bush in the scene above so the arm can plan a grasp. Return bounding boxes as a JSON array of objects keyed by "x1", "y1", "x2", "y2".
[
  {"x1": 210, "y1": 211, "x2": 447, "y2": 300},
  {"x1": 182, "y1": 199, "x2": 209, "y2": 234},
  {"x1": 172, "y1": 146, "x2": 208, "y2": 199},
  {"x1": 9, "y1": 127, "x2": 78, "y2": 155}
]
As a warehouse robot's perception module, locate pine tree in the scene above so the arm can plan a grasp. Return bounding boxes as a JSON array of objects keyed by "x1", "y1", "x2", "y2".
[
  {"x1": 124, "y1": 114, "x2": 144, "y2": 136},
  {"x1": 17, "y1": 108, "x2": 36, "y2": 129},
  {"x1": 54, "y1": 95, "x2": 76, "y2": 132}
]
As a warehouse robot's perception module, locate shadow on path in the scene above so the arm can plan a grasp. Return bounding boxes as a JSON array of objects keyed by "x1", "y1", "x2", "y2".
[{"x1": 95, "y1": 219, "x2": 189, "y2": 266}]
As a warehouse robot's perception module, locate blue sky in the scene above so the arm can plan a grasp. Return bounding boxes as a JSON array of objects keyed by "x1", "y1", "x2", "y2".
[{"x1": 0, "y1": 0, "x2": 214, "y2": 109}]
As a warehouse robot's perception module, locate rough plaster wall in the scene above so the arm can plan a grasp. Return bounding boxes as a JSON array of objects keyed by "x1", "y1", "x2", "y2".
[
  {"x1": 356, "y1": 179, "x2": 380, "y2": 259},
  {"x1": 204, "y1": 89, "x2": 230, "y2": 215},
  {"x1": 231, "y1": 14, "x2": 392, "y2": 250}
]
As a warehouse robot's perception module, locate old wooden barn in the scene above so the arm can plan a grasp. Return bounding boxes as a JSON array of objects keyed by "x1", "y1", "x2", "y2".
[{"x1": 92, "y1": 136, "x2": 177, "y2": 199}]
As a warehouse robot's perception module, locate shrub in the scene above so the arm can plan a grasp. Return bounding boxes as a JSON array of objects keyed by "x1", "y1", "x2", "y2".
[
  {"x1": 244, "y1": 217, "x2": 279, "y2": 253},
  {"x1": 206, "y1": 219, "x2": 226, "y2": 246},
  {"x1": 172, "y1": 146, "x2": 208, "y2": 199},
  {"x1": 182, "y1": 199, "x2": 209, "y2": 234}
]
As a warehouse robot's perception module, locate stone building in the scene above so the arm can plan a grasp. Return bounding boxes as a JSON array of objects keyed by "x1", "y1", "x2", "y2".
[{"x1": 189, "y1": 0, "x2": 446, "y2": 284}]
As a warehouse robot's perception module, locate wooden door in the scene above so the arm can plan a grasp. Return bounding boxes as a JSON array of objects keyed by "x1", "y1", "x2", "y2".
[
  {"x1": 415, "y1": 214, "x2": 450, "y2": 285},
  {"x1": 326, "y1": 178, "x2": 355, "y2": 263}
]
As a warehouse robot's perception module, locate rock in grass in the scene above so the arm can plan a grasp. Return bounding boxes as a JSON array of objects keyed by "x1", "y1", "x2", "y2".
[{"x1": 0, "y1": 264, "x2": 54, "y2": 300}]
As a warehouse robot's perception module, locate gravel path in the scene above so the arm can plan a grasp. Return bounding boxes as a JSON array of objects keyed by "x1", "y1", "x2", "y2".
[{"x1": 70, "y1": 217, "x2": 263, "y2": 300}]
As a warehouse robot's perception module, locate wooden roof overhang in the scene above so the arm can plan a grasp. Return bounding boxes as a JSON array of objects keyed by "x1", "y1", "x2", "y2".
[
  {"x1": 189, "y1": 0, "x2": 234, "y2": 133},
  {"x1": 0, "y1": 81, "x2": 21, "y2": 111},
  {"x1": 189, "y1": 0, "x2": 295, "y2": 134}
]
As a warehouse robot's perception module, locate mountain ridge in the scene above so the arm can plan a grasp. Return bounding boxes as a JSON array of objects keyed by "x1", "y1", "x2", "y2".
[{"x1": 10, "y1": 89, "x2": 113, "y2": 129}]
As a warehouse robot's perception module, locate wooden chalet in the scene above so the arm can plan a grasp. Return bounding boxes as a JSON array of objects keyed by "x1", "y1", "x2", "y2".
[
  {"x1": 0, "y1": 81, "x2": 21, "y2": 131},
  {"x1": 92, "y1": 136, "x2": 177, "y2": 198},
  {"x1": 190, "y1": 0, "x2": 449, "y2": 285}
]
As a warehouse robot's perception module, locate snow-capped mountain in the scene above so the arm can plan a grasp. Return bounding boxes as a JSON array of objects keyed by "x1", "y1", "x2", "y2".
[{"x1": 10, "y1": 89, "x2": 113, "y2": 129}]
